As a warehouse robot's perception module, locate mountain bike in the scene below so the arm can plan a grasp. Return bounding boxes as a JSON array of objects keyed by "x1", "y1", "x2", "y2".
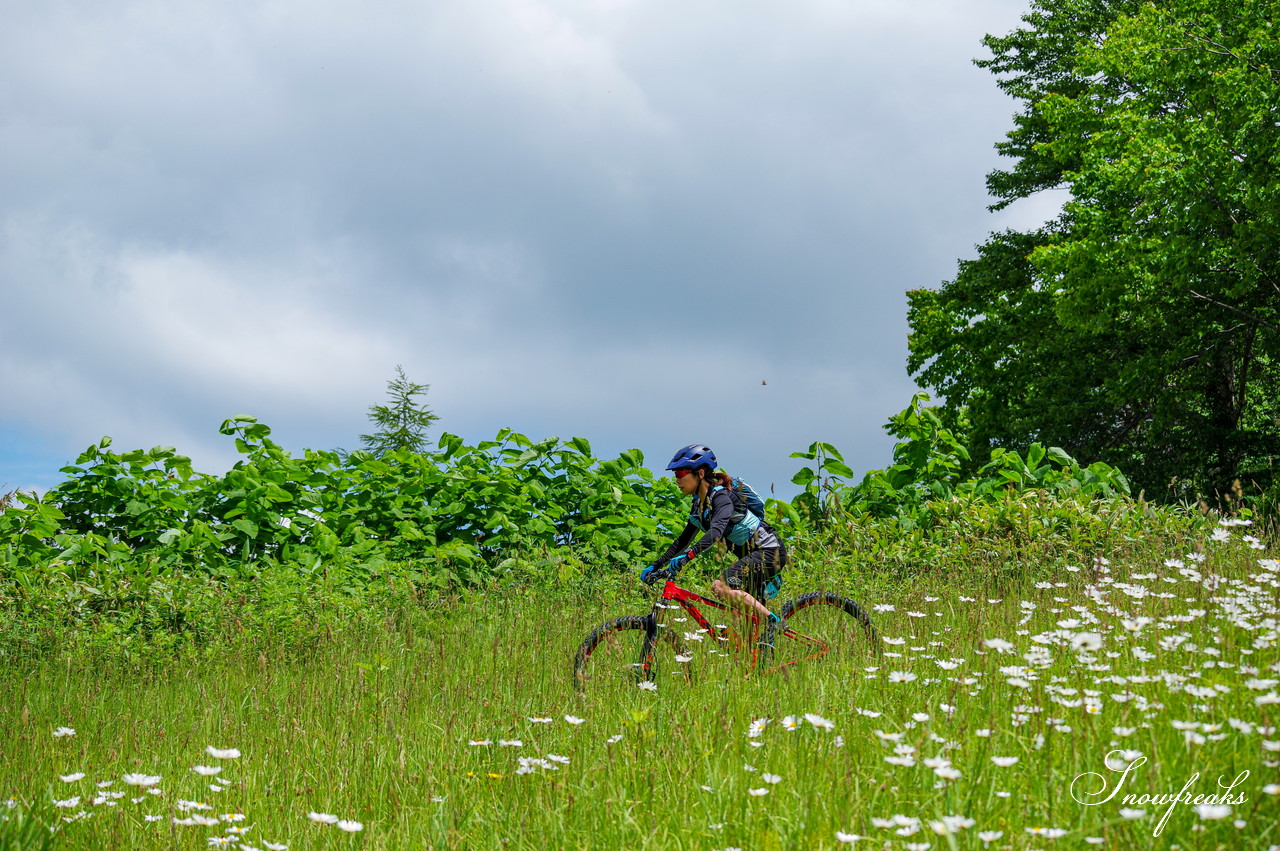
[{"x1": 572, "y1": 571, "x2": 880, "y2": 695}]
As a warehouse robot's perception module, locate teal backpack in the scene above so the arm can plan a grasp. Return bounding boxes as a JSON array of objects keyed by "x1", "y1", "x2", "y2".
[{"x1": 690, "y1": 477, "x2": 768, "y2": 546}]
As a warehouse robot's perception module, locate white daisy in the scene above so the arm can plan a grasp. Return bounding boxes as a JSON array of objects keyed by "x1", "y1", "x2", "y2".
[
  {"x1": 1195, "y1": 804, "x2": 1232, "y2": 820},
  {"x1": 122, "y1": 774, "x2": 162, "y2": 787},
  {"x1": 1071, "y1": 633, "x2": 1103, "y2": 652},
  {"x1": 804, "y1": 713, "x2": 835, "y2": 730}
]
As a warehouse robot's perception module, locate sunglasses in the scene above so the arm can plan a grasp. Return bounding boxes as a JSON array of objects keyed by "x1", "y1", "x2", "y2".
[{"x1": 672, "y1": 468, "x2": 693, "y2": 479}]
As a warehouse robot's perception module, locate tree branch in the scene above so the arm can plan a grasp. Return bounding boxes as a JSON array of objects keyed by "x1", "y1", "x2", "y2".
[
  {"x1": 1181, "y1": 29, "x2": 1280, "y2": 80},
  {"x1": 1187, "y1": 290, "x2": 1280, "y2": 333}
]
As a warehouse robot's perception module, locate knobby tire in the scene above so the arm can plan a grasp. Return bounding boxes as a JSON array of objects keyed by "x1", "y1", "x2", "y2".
[
  {"x1": 572, "y1": 615, "x2": 693, "y2": 696},
  {"x1": 762, "y1": 592, "x2": 881, "y2": 671}
]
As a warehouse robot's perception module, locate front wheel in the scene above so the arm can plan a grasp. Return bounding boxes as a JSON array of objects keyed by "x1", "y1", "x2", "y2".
[
  {"x1": 572, "y1": 615, "x2": 694, "y2": 697},
  {"x1": 762, "y1": 592, "x2": 880, "y2": 672}
]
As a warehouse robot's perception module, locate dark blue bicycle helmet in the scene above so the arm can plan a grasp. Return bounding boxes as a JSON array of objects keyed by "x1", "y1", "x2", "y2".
[{"x1": 666, "y1": 444, "x2": 717, "y2": 471}]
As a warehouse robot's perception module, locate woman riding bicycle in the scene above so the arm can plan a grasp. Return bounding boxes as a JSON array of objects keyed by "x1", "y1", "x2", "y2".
[{"x1": 640, "y1": 444, "x2": 787, "y2": 635}]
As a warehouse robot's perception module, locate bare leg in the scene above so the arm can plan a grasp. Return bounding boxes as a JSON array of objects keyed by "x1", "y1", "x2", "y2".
[
  {"x1": 711, "y1": 579, "x2": 771, "y2": 620},
  {"x1": 712, "y1": 579, "x2": 771, "y2": 652}
]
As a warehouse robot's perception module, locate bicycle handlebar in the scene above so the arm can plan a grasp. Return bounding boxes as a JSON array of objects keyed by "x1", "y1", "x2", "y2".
[{"x1": 642, "y1": 567, "x2": 673, "y2": 586}]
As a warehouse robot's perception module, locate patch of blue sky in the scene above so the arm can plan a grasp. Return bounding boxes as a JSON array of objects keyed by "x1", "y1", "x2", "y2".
[{"x1": 0, "y1": 425, "x2": 71, "y2": 494}]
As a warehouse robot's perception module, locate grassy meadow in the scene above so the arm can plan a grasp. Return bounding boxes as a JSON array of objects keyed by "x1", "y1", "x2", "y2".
[{"x1": 2, "y1": 510, "x2": 1279, "y2": 850}]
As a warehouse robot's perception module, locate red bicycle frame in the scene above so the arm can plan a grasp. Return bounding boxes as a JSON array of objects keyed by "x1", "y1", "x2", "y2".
[{"x1": 651, "y1": 579, "x2": 831, "y2": 673}]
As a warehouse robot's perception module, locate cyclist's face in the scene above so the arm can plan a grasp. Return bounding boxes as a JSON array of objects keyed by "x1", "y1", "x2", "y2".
[{"x1": 673, "y1": 468, "x2": 699, "y2": 495}]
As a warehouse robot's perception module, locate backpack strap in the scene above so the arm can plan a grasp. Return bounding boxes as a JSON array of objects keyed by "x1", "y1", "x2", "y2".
[{"x1": 690, "y1": 484, "x2": 747, "y2": 532}]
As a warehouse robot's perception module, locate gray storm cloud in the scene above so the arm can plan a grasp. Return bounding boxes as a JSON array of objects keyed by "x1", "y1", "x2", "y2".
[{"x1": 1, "y1": 0, "x2": 1038, "y2": 494}]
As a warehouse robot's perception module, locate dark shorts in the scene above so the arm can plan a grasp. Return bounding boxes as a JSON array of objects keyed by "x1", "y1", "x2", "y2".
[{"x1": 723, "y1": 546, "x2": 787, "y2": 600}]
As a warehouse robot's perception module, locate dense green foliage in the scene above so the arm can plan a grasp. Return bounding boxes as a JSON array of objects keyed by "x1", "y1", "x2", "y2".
[
  {"x1": 0, "y1": 397, "x2": 1215, "y2": 667},
  {"x1": 907, "y1": 0, "x2": 1280, "y2": 503},
  {"x1": 0, "y1": 417, "x2": 687, "y2": 585},
  {"x1": 777, "y1": 394, "x2": 1132, "y2": 532},
  {"x1": 1, "y1": 397, "x2": 1140, "y2": 592}
]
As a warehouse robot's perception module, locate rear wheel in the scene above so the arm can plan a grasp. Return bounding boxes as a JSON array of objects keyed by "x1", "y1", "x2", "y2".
[
  {"x1": 762, "y1": 593, "x2": 880, "y2": 672},
  {"x1": 572, "y1": 615, "x2": 694, "y2": 696}
]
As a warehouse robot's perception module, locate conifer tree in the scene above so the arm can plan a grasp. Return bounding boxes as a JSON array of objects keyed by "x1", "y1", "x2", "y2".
[{"x1": 360, "y1": 366, "x2": 439, "y2": 456}]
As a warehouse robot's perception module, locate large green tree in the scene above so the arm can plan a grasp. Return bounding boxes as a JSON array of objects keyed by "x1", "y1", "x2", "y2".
[{"x1": 908, "y1": 0, "x2": 1280, "y2": 501}]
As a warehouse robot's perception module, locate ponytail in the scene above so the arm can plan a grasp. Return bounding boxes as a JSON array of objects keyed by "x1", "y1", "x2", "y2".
[
  {"x1": 695, "y1": 467, "x2": 731, "y2": 489},
  {"x1": 693, "y1": 470, "x2": 742, "y2": 516}
]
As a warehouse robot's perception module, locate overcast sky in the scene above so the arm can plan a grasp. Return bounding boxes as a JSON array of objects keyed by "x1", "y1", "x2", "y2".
[{"x1": 1, "y1": 0, "x2": 1057, "y2": 498}]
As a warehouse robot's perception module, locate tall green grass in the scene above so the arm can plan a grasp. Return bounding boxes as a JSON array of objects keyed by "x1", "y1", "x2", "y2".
[{"x1": 2, "y1": 508, "x2": 1277, "y2": 849}]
